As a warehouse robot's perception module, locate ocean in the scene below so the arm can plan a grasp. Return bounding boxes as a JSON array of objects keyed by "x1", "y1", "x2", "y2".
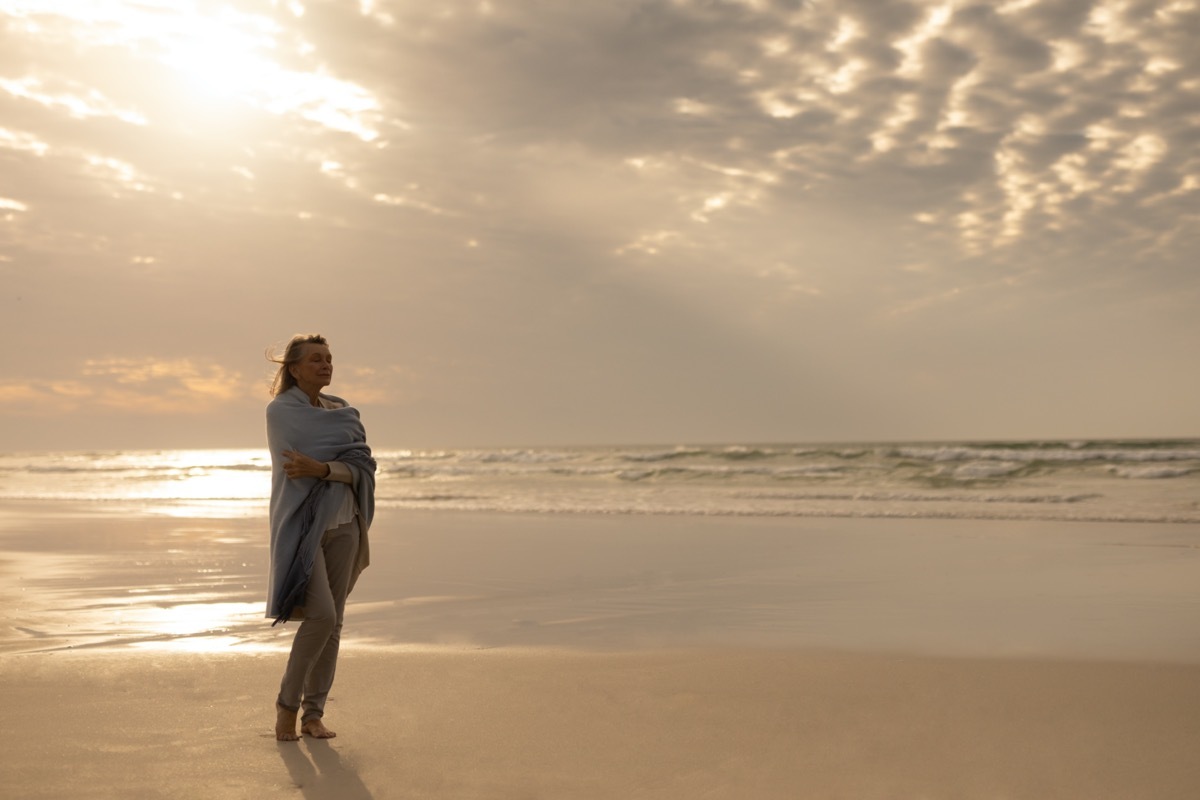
[{"x1": 2, "y1": 439, "x2": 1198, "y2": 523}]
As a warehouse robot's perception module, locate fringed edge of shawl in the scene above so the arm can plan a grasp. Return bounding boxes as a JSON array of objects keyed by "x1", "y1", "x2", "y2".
[
  {"x1": 271, "y1": 479, "x2": 330, "y2": 626},
  {"x1": 270, "y1": 446, "x2": 377, "y2": 626}
]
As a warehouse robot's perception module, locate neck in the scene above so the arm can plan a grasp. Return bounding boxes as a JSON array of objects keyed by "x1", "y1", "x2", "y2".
[{"x1": 295, "y1": 383, "x2": 322, "y2": 406}]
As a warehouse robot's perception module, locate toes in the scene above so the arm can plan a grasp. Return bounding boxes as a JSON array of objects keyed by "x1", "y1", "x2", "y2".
[{"x1": 301, "y1": 724, "x2": 336, "y2": 739}]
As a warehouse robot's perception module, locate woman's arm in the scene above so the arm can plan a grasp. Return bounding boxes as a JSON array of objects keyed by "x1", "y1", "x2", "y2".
[
  {"x1": 324, "y1": 461, "x2": 354, "y2": 484},
  {"x1": 280, "y1": 449, "x2": 352, "y2": 483}
]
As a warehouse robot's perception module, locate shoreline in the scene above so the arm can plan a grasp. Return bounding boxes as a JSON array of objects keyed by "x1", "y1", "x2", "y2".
[{"x1": 4, "y1": 494, "x2": 1200, "y2": 526}]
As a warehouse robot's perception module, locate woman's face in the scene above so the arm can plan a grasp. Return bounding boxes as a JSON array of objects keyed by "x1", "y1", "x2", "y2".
[{"x1": 289, "y1": 343, "x2": 333, "y2": 391}]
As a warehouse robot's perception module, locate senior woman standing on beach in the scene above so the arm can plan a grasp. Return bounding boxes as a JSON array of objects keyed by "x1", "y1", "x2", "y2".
[{"x1": 266, "y1": 334, "x2": 376, "y2": 742}]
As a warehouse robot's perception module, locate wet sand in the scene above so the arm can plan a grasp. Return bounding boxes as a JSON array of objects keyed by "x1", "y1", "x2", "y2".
[
  {"x1": 4, "y1": 647, "x2": 1200, "y2": 799},
  {"x1": 2, "y1": 504, "x2": 1200, "y2": 797}
]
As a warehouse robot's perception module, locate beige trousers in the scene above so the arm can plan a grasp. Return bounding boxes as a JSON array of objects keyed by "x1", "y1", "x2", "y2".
[{"x1": 277, "y1": 518, "x2": 360, "y2": 721}]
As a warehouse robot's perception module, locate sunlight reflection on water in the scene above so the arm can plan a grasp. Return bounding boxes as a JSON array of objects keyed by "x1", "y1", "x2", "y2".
[{"x1": 0, "y1": 449, "x2": 271, "y2": 508}]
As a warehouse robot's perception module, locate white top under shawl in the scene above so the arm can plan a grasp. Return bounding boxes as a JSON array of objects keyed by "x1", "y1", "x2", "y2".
[{"x1": 318, "y1": 394, "x2": 359, "y2": 527}]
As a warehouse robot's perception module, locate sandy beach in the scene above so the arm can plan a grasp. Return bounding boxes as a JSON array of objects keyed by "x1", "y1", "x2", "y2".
[{"x1": 2, "y1": 504, "x2": 1200, "y2": 798}]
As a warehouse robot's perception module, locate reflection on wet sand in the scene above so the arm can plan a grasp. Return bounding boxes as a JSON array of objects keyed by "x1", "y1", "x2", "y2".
[
  {"x1": 6, "y1": 502, "x2": 1200, "y2": 661},
  {"x1": 0, "y1": 507, "x2": 281, "y2": 654}
]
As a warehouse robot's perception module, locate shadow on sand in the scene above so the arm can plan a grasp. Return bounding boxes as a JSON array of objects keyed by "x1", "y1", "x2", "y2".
[{"x1": 278, "y1": 738, "x2": 374, "y2": 800}]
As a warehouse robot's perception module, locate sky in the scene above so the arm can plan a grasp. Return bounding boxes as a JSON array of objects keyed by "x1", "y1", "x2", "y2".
[{"x1": 1, "y1": 0, "x2": 1197, "y2": 451}]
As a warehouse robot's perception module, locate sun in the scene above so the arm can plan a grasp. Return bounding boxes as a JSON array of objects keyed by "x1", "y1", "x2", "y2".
[
  {"x1": 158, "y1": 4, "x2": 286, "y2": 98},
  {"x1": 1, "y1": 0, "x2": 382, "y2": 140}
]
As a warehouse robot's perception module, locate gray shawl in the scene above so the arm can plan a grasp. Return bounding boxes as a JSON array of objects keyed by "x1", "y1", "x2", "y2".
[{"x1": 266, "y1": 386, "x2": 376, "y2": 624}]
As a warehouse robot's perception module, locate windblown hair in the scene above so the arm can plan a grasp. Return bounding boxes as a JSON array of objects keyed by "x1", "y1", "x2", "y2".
[{"x1": 268, "y1": 334, "x2": 328, "y2": 396}]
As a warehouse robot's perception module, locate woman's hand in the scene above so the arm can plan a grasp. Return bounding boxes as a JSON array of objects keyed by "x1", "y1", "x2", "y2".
[{"x1": 281, "y1": 449, "x2": 332, "y2": 480}]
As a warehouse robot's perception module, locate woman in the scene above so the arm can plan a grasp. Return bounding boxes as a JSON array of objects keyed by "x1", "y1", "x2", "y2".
[{"x1": 266, "y1": 334, "x2": 376, "y2": 741}]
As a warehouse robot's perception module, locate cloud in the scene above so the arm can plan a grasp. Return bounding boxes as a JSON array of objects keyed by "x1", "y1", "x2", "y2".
[
  {"x1": 0, "y1": 0, "x2": 1197, "y2": 446},
  {"x1": 0, "y1": 358, "x2": 250, "y2": 415},
  {"x1": 5, "y1": 0, "x2": 1193, "y2": 281}
]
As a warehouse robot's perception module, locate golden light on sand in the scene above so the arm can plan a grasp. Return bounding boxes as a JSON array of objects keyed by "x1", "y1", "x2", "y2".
[{"x1": 121, "y1": 601, "x2": 269, "y2": 652}]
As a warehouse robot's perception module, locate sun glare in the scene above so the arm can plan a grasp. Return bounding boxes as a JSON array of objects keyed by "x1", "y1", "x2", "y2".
[
  {"x1": 160, "y1": 7, "x2": 283, "y2": 94},
  {"x1": 0, "y1": 0, "x2": 383, "y2": 140}
]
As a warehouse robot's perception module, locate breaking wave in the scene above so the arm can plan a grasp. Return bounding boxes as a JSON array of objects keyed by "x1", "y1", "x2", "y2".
[{"x1": 2, "y1": 438, "x2": 1197, "y2": 522}]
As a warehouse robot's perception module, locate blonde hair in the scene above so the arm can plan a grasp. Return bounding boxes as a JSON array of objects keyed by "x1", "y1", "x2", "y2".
[{"x1": 267, "y1": 334, "x2": 328, "y2": 396}]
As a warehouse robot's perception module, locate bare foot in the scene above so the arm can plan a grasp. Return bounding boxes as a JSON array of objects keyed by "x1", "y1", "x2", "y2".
[
  {"x1": 301, "y1": 717, "x2": 337, "y2": 739},
  {"x1": 276, "y1": 703, "x2": 300, "y2": 742}
]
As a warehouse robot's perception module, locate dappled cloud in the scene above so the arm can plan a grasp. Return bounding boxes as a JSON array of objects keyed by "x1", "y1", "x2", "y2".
[{"x1": 2, "y1": 0, "x2": 1193, "y2": 282}]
